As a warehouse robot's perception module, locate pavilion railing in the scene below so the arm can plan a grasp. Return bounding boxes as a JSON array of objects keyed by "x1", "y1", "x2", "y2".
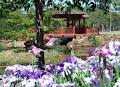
[{"x1": 49, "y1": 27, "x2": 75, "y2": 34}]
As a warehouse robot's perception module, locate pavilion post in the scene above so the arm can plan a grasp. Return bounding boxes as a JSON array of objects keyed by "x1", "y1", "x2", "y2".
[
  {"x1": 66, "y1": 18, "x2": 69, "y2": 28},
  {"x1": 72, "y1": 18, "x2": 75, "y2": 34},
  {"x1": 83, "y1": 18, "x2": 85, "y2": 27},
  {"x1": 79, "y1": 18, "x2": 81, "y2": 30}
]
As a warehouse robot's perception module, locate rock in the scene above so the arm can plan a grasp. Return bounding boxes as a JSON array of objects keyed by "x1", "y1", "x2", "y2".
[{"x1": 67, "y1": 35, "x2": 95, "y2": 50}]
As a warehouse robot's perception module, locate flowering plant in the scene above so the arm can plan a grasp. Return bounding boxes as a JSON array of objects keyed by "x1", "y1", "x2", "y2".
[{"x1": 0, "y1": 41, "x2": 120, "y2": 87}]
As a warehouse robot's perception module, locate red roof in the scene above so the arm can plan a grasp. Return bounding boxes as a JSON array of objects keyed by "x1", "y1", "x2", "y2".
[{"x1": 53, "y1": 12, "x2": 90, "y2": 18}]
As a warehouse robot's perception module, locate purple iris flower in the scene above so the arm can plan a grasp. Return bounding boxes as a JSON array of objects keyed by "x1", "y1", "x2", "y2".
[
  {"x1": 113, "y1": 42, "x2": 120, "y2": 51},
  {"x1": 64, "y1": 57, "x2": 77, "y2": 64},
  {"x1": 27, "y1": 72, "x2": 34, "y2": 78},
  {"x1": 105, "y1": 67, "x2": 114, "y2": 79},
  {"x1": 28, "y1": 70, "x2": 47, "y2": 79},
  {"x1": 45, "y1": 64, "x2": 57, "y2": 74},
  {"x1": 56, "y1": 63, "x2": 64, "y2": 74},
  {"x1": 88, "y1": 46, "x2": 113, "y2": 58},
  {"x1": 92, "y1": 66, "x2": 100, "y2": 76},
  {"x1": 33, "y1": 70, "x2": 43, "y2": 79},
  {"x1": 45, "y1": 37, "x2": 58, "y2": 47},
  {"x1": 46, "y1": 64, "x2": 55, "y2": 71},
  {"x1": 91, "y1": 78, "x2": 100, "y2": 87},
  {"x1": 100, "y1": 47, "x2": 113, "y2": 57},
  {"x1": 59, "y1": 63, "x2": 64, "y2": 68},
  {"x1": 87, "y1": 56, "x2": 99, "y2": 67},
  {"x1": 88, "y1": 48, "x2": 100, "y2": 56},
  {"x1": 113, "y1": 42, "x2": 120, "y2": 56},
  {"x1": 31, "y1": 46, "x2": 44, "y2": 55},
  {"x1": 109, "y1": 41, "x2": 120, "y2": 56},
  {"x1": 20, "y1": 69, "x2": 30, "y2": 77},
  {"x1": 52, "y1": 83, "x2": 75, "y2": 87},
  {"x1": 29, "y1": 74, "x2": 36, "y2": 79}
]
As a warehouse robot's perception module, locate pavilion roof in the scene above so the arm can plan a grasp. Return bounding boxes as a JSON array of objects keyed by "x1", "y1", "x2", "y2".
[{"x1": 53, "y1": 12, "x2": 90, "y2": 19}]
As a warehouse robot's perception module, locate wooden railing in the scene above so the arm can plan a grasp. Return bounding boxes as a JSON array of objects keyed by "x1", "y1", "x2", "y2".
[
  {"x1": 48, "y1": 26, "x2": 99, "y2": 35},
  {"x1": 49, "y1": 27, "x2": 75, "y2": 34}
]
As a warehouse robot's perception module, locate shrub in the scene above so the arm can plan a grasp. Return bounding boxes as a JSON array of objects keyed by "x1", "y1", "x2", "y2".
[{"x1": 0, "y1": 44, "x2": 6, "y2": 52}]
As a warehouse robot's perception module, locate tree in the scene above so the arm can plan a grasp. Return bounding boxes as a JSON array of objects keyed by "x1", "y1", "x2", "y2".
[
  {"x1": 87, "y1": 9, "x2": 111, "y2": 31},
  {"x1": 34, "y1": 0, "x2": 44, "y2": 69}
]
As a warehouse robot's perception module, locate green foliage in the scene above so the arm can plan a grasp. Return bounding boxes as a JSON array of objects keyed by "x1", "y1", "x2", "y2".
[
  {"x1": 43, "y1": 9, "x2": 56, "y2": 32},
  {"x1": 44, "y1": 10, "x2": 56, "y2": 22},
  {"x1": 11, "y1": 47, "x2": 25, "y2": 53},
  {"x1": 55, "y1": 75, "x2": 68, "y2": 84},
  {"x1": 0, "y1": 0, "x2": 33, "y2": 18},
  {"x1": 0, "y1": 50, "x2": 33, "y2": 66},
  {"x1": 86, "y1": 9, "x2": 120, "y2": 31},
  {"x1": 0, "y1": 8, "x2": 66, "y2": 40},
  {"x1": 0, "y1": 44, "x2": 6, "y2": 52},
  {"x1": 55, "y1": 71, "x2": 91, "y2": 87},
  {"x1": 111, "y1": 13, "x2": 120, "y2": 31},
  {"x1": 90, "y1": 35, "x2": 100, "y2": 47},
  {"x1": 43, "y1": 9, "x2": 65, "y2": 32},
  {"x1": 53, "y1": 44, "x2": 70, "y2": 54},
  {"x1": 44, "y1": 50, "x2": 60, "y2": 64},
  {"x1": 73, "y1": 72, "x2": 91, "y2": 87},
  {"x1": 0, "y1": 10, "x2": 35, "y2": 40},
  {"x1": 86, "y1": 9, "x2": 109, "y2": 26}
]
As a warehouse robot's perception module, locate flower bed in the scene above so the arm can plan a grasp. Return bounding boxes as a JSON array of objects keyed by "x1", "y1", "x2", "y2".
[{"x1": 0, "y1": 40, "x2": 120, "y2": 87}]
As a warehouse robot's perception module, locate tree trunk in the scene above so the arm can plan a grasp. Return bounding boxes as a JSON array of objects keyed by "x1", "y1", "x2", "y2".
[
  {"x1": 34, "y1": 0, "x2": 45, "y2": 69},
  {"x1": 109, "y1": 12, "x2": 112, "y2": 31}
]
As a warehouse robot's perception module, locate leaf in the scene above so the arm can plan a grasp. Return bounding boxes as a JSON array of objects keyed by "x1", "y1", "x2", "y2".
[{"x1": 43, "y1": 26, "x2": 49, "y2": 32}]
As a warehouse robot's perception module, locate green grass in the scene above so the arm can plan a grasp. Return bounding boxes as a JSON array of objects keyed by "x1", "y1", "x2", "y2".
[
  {"x1": 0, "y1": 49, "x2": 68, "y2": 74},
  {"x1": 99, "y1": 31, "x2": 120, "y2": 34},
  {"x1": 0, "y1": 48, "x2": 68, "y2": 65},
  {"x1": 0, "y1": 50, "x2": 33, "y2": 66},
  {"x1": 0, "y1": 50, "x2": 33, "y2": 74},
  {"x1": 0, "y1": 66, "x2": 6, "y2": 74}
]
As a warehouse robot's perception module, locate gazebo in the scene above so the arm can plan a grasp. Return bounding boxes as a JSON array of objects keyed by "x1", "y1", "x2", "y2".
[{"x1": 45, "y1": 12, "x2": 98, "y2": 38}]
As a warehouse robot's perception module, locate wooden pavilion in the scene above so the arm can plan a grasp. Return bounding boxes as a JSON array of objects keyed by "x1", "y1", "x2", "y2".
[{"x1": 45, "y1": 12, "x2": 98, "y2": 38}]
